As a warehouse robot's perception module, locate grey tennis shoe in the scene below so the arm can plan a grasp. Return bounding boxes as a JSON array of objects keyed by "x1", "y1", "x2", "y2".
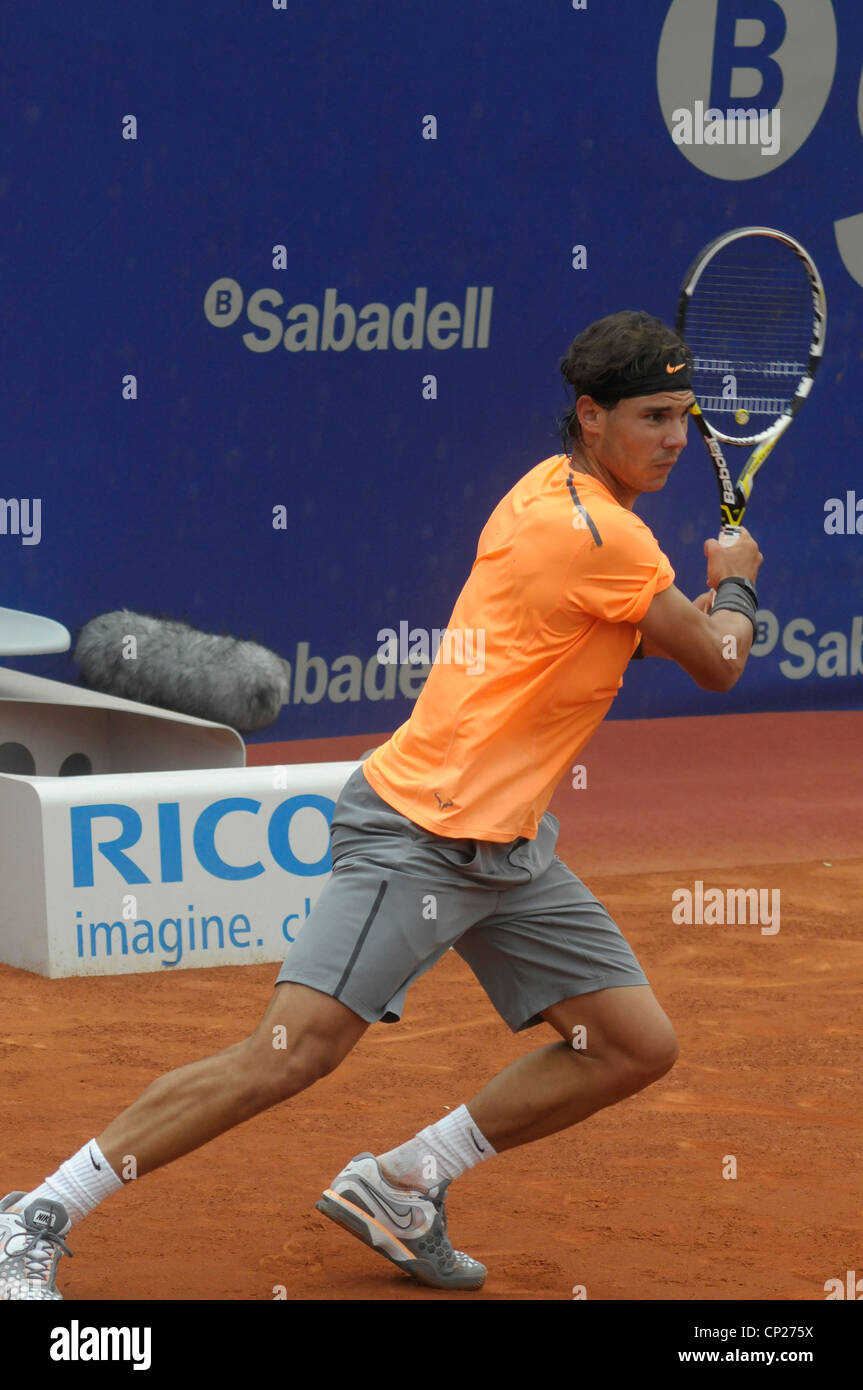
[
  {"x1": 316, "y1": 1153, "x2": 487, "y2": 1291},
  {"x1": 0, "y1": 1192, "x2": 72, "y2": 1300}
]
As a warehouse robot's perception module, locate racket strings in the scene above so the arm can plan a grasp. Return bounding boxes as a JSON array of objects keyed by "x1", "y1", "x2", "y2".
[{"x1": 684, "y1": 256, "x2": 814, "y2": 429}]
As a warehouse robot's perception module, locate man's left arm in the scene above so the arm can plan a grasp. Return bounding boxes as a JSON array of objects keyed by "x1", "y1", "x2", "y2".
[{"x1": 637, "y1": 591, "x2": 714, "y2": 658}]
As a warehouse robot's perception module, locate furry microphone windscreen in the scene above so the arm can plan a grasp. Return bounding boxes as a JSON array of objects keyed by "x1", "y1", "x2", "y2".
[{"x1": 74, "y1": 610, "x2": 291, "y2": 732}]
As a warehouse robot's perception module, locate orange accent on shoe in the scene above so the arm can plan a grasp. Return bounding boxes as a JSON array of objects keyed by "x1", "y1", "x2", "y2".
[{"x1": 321, "y1": 1189, "x2": 417, "y2": 1262}]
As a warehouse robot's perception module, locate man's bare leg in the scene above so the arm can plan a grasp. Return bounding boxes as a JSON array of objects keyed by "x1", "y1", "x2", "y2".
[
  {"x1": 95, "y1": 983, "x2": 368, "y2": 1179},
  {"x1": 96, "y1": 983, "x2": 673, "y2": 1186},
  {"x1": 466, "y1": 985, "x2": 678, "y2": 1151},
  {"x1": 377, "y1": 985, "x2": 678, "y2": 1192}
]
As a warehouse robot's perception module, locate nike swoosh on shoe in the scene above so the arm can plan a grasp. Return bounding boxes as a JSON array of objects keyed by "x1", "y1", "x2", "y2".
[{"x1": 351, "y1": 1177, "x2": 418, "y2": 1231}]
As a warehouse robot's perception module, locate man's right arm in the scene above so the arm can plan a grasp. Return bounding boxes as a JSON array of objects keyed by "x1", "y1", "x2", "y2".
[{"x1": 637, "y1": 529, "x2": 763, "y2": 693}]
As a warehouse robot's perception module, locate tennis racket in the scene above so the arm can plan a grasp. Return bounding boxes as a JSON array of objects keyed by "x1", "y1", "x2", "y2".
[{"x1": 675, "y1": 226, "x2": 826, "y2": 547}]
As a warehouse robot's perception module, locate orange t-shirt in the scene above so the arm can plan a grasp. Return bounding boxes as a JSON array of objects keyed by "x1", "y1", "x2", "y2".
[{"x1": 363, "y1": 456, "x2": 675, "y2": 842}]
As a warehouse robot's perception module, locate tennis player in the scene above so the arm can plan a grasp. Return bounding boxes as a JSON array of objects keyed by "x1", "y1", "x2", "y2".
[{"x1": 0, "y1": 311, "x2": 763, "y2": 1298}]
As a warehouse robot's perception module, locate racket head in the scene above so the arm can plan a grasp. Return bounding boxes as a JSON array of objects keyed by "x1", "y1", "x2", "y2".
[{"x1": 675, "y1": 226, "x2": 826, "y2": 447}]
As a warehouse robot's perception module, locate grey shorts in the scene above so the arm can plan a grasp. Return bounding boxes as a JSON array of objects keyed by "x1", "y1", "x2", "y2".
[{"x1": 275, "y1": 764, "x2": 648, "y2": 1032}]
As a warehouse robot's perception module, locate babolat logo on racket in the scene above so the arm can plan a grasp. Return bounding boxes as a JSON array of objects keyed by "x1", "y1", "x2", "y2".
[{"x1": 705, "y1": 436, "x2": 737, "y2": 507}]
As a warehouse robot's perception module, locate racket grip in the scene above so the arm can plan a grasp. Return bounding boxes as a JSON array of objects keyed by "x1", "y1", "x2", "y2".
[{"x1": 718, "y1": 526, "x2": 741, "y2": 548}]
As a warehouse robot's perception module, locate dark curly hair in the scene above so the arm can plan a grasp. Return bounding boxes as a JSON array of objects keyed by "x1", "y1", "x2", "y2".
[{"x1": 558, "y1": 311, "x2": 691, "y2": 449}]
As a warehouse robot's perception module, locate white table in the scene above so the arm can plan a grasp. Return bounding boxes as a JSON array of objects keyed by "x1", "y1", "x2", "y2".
[{"x1": 0, "y1": 606, "x2": 71, "y2": 655}]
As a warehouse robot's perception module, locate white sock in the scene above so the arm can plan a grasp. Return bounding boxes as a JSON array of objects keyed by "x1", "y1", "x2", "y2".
[
  {"x1": 377, "y1": 1104, "x2": 496, "y2": 1192},
  {"x1": 22, "y1": 1140, "x2": 125, "y2": 1227}
]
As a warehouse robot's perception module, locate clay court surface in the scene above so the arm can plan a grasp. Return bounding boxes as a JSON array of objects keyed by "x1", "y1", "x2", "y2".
[{"x1": 2, "y1": 711, "x2": 861, "y2": 1301}]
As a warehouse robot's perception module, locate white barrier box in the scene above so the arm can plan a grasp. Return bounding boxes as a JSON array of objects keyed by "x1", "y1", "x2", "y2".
[
  {"x1": 0, "y1": 664, "x2": 245, "y2": 778},
  {"x1": 0, "y1": 760, "x2": 358, "y2": 978}
]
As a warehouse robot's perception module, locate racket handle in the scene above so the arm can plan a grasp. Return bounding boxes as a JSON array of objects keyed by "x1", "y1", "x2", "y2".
[{"x1": 718, "y1": 526, "x2": 741, "y2": 548}]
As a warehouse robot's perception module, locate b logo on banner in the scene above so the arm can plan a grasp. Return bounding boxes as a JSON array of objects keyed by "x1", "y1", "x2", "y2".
[
  {"x1": 657, "y1": 0, "x2": 837, "y2": 181},
  {"x1": 834, "y1": 69, "x2": 863, "y2": 288}
]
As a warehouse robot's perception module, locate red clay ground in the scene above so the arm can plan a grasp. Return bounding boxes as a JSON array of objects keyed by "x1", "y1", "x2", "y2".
[{"x1": 1, "y1": 712, "x2": 861, "y2": 1300}]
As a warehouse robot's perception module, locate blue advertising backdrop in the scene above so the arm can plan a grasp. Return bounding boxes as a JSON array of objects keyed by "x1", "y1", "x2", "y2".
[{"x1": 2, "y1": 0, "x2": 862, "y2": 742}]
